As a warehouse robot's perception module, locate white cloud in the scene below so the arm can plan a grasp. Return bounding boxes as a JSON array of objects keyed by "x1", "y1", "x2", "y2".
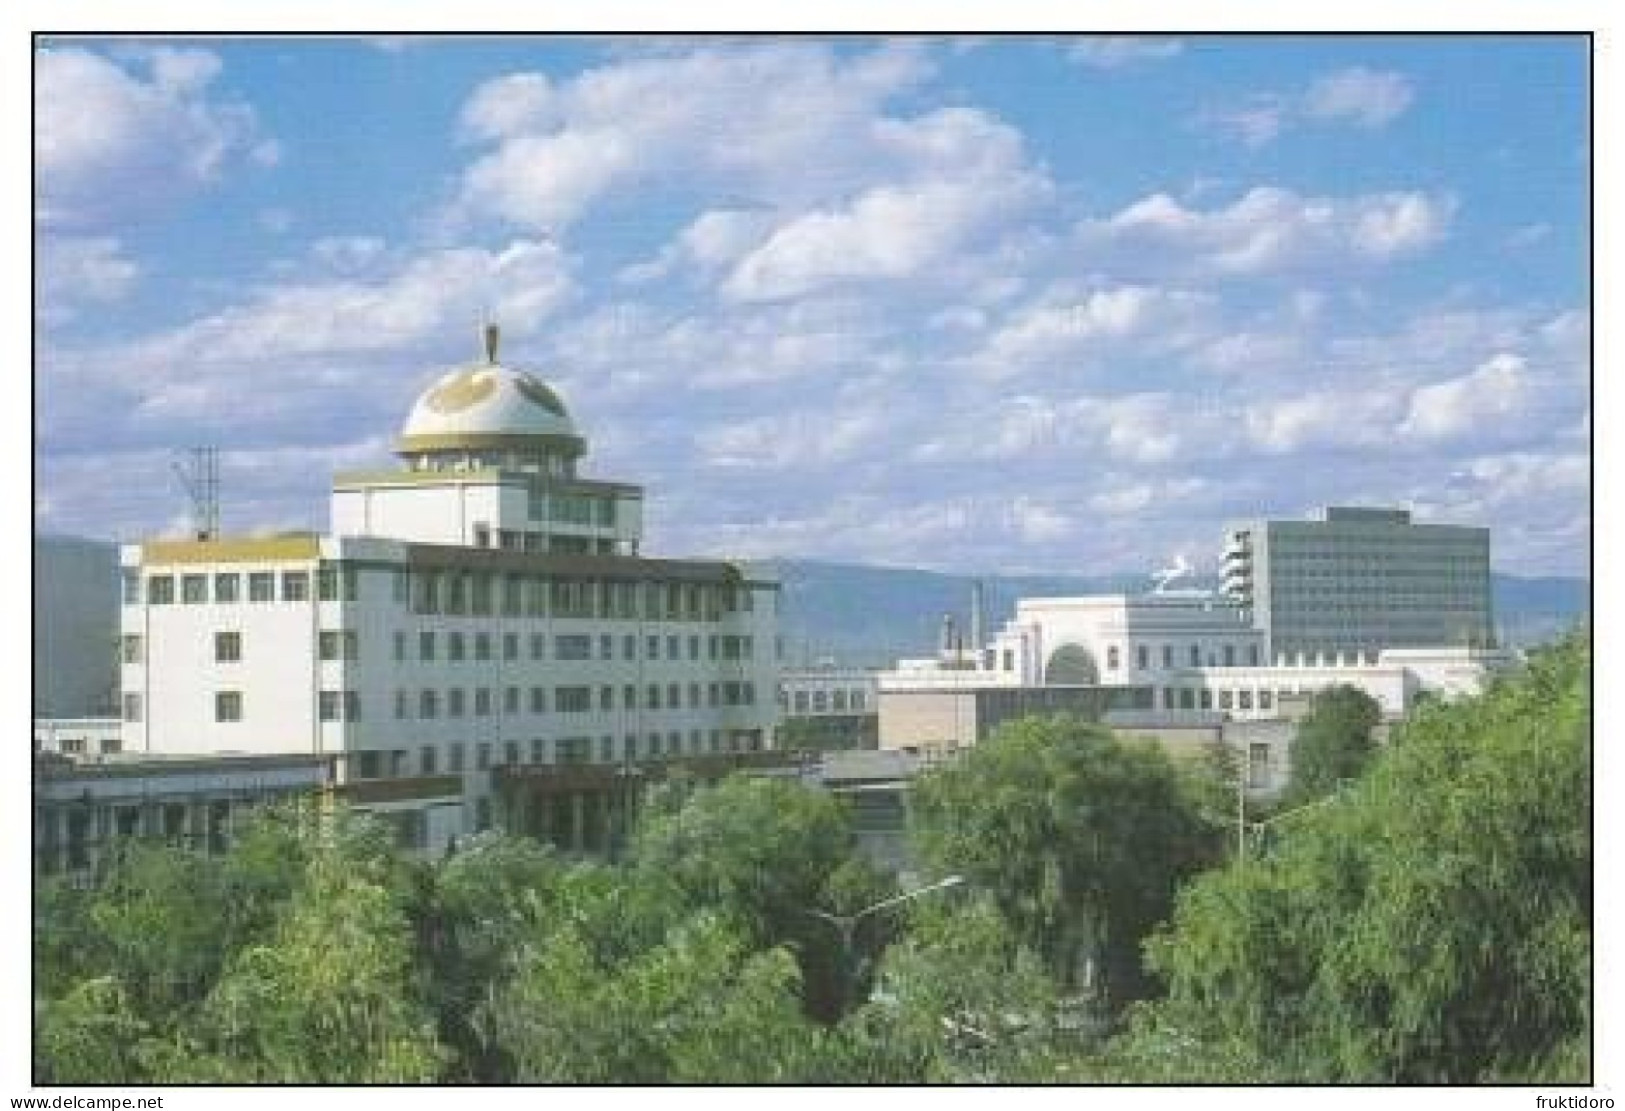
[
  {"x1": 36, "y1": 235, "x2": 140, "y2": 326},
  {"x1": 451, "y1": 42, "x2": 940, "y2": 233},
  {"x1": 1246, "y1": 389, "x2": 1402, "y2": 453},
  {"x1": 1200, "y1": 66, "x2": 1414, "y2": 147},
  {"x1": 976, "y1": 285, "x2": 1213, "y2": 377},
  {"x1": 35, "y1": 47, "x2": 269, "y2": 232},
  {"x1": 1009, "y1": 497, "x2": 1073, "y2": 543},
  {"x1": 1401, "y1": 353, "x2": 1532, "y2": 441},
  {"x1": 1084, "y1": 186, "x2": 1453, "y2": 274},
  {"x1": 1303, "y1": 67, "x2": 1414, "y2": 129},
  {"x1": 1067, "y1": 37, "x2": 1184, "y2": 69}
]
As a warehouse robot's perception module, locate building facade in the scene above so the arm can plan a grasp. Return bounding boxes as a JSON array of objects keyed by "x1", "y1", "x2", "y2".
[
  {"x1": 118, "y1": 329, "x2": 780, "y2": 850},
  {"x1": 35, "y1": 535, "x2": 120, "y2": 717},
  {"x1": 778, "y1": 666, "x2": 880, "y2": 749},
  {"x1": 1222, "y1": 506, "x2": 1493, "y2": 657},
  {"x1": 34, "y1": 751, "x2": 335, "y2": 876}
]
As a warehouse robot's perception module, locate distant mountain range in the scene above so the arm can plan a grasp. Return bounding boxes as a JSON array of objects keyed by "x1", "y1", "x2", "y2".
[{"x1": 758, "y1": 559, "x2": 1591, "y2": 667}]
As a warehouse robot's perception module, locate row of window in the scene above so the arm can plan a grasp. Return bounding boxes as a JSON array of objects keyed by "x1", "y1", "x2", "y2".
[
  {"x1": 1109, "y1": 643, "x2": 1262, "y2": 671},
  {"x1": 129, "y1": 565, "x2": 360, "y2": 607},
  {"x1": 353, "y1": 726, "x2": 766, "y2": 779},
  {"x1": 123, "y1": 679, "x2": 760, "y2": 726},
  {"x1": 396, "y1": 629, "x2": 756, "y2": 665},
  {"x1": 782, "y1": 689, "x2": 870, "y2": 714},
  {"x1": 406, "y1": 571, "x2": 759, "y2": 622},
  {"x1": 121, "y1": 628, "x2": 758, "y2": 668},
  {"x1": 391, "y1": 679, "x2": 759, "y2": 721}
]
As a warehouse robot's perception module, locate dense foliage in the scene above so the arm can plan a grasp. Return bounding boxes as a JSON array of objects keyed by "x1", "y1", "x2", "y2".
[
  {"x1": 35, "y1": 631, "x2": 1591, "y2": 1083},
  {"x1": 1113, "y1": 629, "x2": 1591, "y2": 1082},
  {"x1": 908, "y1": 715, "x2": 1225, "y2": 1012},
  {"x1": 1281, "y1": 684, "x2": 1382, "y2": 806}
]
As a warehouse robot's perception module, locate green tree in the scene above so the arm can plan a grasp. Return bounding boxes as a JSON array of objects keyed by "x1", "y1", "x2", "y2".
[
  {"x1": 483, "y1": 898, "x2": 831, "y2": 1083},
  {"x1": 837, "y1": 895, "x2": 1075, "y2": 1082},
  {"x1": 1282, "y1": 684, "x2": 1382, "y2": 806},
  {"x1": 909, "y1": 715, "x2": 1221, "y2": 1013},
  {"x1": 179, "y1": 852, "x2": 446, "y2": 1083},
  {"x1": 631, "y1": 774, "x2": 893, "y2": 1021},
  {"x1": 1118, "y1": 628, "x2": 1591, "y2": 1082}
]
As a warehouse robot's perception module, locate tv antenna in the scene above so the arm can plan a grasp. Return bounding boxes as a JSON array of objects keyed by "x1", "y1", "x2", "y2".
[{"x1": 172, "y1": 447, "x2": 221, "y2": 540}]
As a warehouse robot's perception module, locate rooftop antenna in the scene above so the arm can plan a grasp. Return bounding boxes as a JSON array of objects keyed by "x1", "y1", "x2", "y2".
[{"x1": 172, "y1": 447, "x2": 221, "y2": 540}]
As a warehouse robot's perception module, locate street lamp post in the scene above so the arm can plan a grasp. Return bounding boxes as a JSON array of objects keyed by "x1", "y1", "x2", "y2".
[{"x1": 806, "y1": 874, "x2": 965, "y2": 1015}]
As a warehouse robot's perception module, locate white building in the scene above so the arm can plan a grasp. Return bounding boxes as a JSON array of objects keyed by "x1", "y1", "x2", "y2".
[
  {"x1": 119, "y1": 328, "x2": 780, "y2": 850},
  {"x1": 878, "y1": 583, "x2": 1514, "y2": 749}
]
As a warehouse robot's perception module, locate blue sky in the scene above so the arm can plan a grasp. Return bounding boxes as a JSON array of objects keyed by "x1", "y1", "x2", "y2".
[{"x1": 33, "y1": 35, "x2": 1591, "y2": 576}]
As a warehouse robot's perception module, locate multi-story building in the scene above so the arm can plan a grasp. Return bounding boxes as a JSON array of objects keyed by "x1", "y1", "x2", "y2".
[
  {"x1": 34, "y1": 535, "x2": 120, "y2": 717},
  {"x1": 778, "y1": 666, "x2": 880, "y2": 749},
  {"x1": 118, "y1": 327, "x2": 780, "y2": 850},
  {"x1": 1222, "y1": 506, "x2": 1493, "y2": 657}
]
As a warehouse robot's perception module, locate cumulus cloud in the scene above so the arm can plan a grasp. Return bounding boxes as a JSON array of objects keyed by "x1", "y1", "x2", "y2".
[
  {"x1": 35, "y1": 46, "x2": 269, "y2": 231},
  {"x1": 1201, "y1": 65, "x2": 1414, "y2": 146},
  {"x1": 1303, "y1": 67, "x2": 1415, "y2": 128},
  {"x1": 1067, "y1": 37, "x2": 1184, "y2": 69},
  {"x1": 1082, "y1": 186, "x2": 1454, "y2": 274},
  {"x1": 36, "y1": 235, "x2": 140, "y2": 326},
  {"x1": 1401, "y1": 353, "x2": 1532, "y2": 441},
  {"x1": 451, "y1": 42, "x2": 940, "y2": 232},
  {"x1": 974, "y1": 285, "x2": 1214, "y2": 378}
]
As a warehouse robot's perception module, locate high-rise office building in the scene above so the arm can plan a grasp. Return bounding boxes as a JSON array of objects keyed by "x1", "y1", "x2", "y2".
[{"x1": 1222, "y1": 506, "x2": 1492, "y2": 657}]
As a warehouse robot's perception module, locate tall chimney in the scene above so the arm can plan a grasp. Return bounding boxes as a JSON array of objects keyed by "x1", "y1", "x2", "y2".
[{"x1": 970, "y1": 580, "x2": 985, "y2": 654}]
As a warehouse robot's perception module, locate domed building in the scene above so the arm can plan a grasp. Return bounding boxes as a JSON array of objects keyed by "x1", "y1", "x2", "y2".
[{"x1": 118, "y1": 326, "x2": 781, "y2": 854}]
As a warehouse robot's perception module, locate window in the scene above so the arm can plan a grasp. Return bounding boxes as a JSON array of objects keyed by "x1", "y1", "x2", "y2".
[
  {"x1": 319, "y1": 691, "x2": 342, "y2": 722},
  {"x1": 623, "y1": 684, "x2": 638, "y2": 710},
  {"x1": 475, "y1": 632, "x2": 492, "y2": 661},
  {"x1": 1248, "y1": 743, "x2": 1271, "y2": 789},
  {"x1": 1162, "y1": 645, "x2": 1173, "y2": 668},
  {"x1": 317, "y1": 566, "x2": 338, "y2": 601},
  {"x1": 1003, "y1": 649, "x2": 1015, "y2": 672},
  {"x1": 1189, "y1": 644, "x2": 1201, "y2": 667},
  {"x1": 449, "y1": 688, "x2": 466, "y2": 717},
  {"x1": 1259, "y1": 689, "x2": 1274, "y2": 711},
  {"x1": 394, "y1": 632, "x2": 406, "y2": 662},
  {"x1": 182, "y1": 574, "x2": 208, "y2": 603},
  {"x1": 1239, "y1": 690, "x2": 1254, "y2": 711},
  {"x1": 477, "y1": 743, "x2": 492, "y2": 771},
  {"x1": 281, "y1": 571, "x2": 309, "y2": 602},
  {"x1": 1218, "y1": 690, "x2": 1233, "y2": 710},
  {"x1": 647, "y1": 635, "x2": 660, "y2": 660},
  {"x1": 1223, "y1": 645, "x2": 1236, "y2": 667},
  {"x1": 556, "y1": 686, "x2": 592, "y2": 713},
  {"x1": 420, "y1": 690, "x2": 439, "y2": 719},
  {"x1": 395, "y1": 690, "x2": 409, "y2": 719},
  {"x1": 1107, "y1": 645, "x2": 1120, "y2": 670},
  {"x1": 505, "y1": 686, "x2": 520, "y2": 714},
  {"x1": 793, "y1": 691, "x2": 809, "y2": 713},
  {"x1": 448, "y1": 632, "x2": 466, "y2": 661},
  {"x1": 668, "y1": 682, "x2": 680, "y2": 708},
  {"x1": 530, "y1": 686, "x2": 547, "y2": 713},
  {"x1": 624, "y1": 635, "x2": 637, "y2": 659},
  {"x1": 122, "y1": 692, "x2": 142, "y2": 722},
  {"x1": 121, "y1": 635, "x2": 143, "y2": 664},
  {"x1": 357, "y1": 751, "x2": 382, "y2": 779},
  {"x1": 319, "y1": 631, "x2": 341, "y2": 661},
  {"x1": 475, "y1": 688, "x2": 492, "y2": 716},
  {"x1": 689, "y1": 635, "x2": 701, "y2": 660},
  {"x1": 1247, "y1": 644, "x2": 1261, "y2": 666},
  {"x1": 648, "y1": 684, "x2": 662, "y2": 709},
  {"x1": 556, "y1": 634, "x2": 592, "y2": 660},
  {"x1": 531, "y1": 738, "x2": 547, "y2": 763},
  {"x1": 504, "y1": 633, "x2": 519, "y2": 661},
  {"x1": 122, "y1": 570, "x2": 141, "y2": 604},
  {"x1": 601, "y1": 686, "x2": 615, "y2": 711},
  {"x1": 345, "y1": 691, "x2": 361, "y2": 722},
  {"x1": 215, "y1": 691, "x2": 243, "y2": 722},
  {"x1": 419, "y1": 632, "x2": 436, "y2": 661},
  {"x1": 448, "y1": 742, "x2": 466, "y2": 773},
  {"x1": 1136, "y1": 645, "x2": 1149, "y2": 670},
  {"x1": 419, "y1": 746, "x2": 438, "y2": 776},
  {"x1": 249, "y1": 572, "x2": 275, "y2": 602},
  {"x1": 148, "y1": 575, "x2": 175, "y2": 605},
  {"x1": 505, "y1": 741, "x2": 521, "y2": 766},
  {"x1": 215, "y1": 631, "x2": 242, "y2": 662}
]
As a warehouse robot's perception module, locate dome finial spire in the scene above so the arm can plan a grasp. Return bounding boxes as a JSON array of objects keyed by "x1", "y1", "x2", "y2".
[{"x1": 483, "y1": 320, "x2": 500, "y2": 365}]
